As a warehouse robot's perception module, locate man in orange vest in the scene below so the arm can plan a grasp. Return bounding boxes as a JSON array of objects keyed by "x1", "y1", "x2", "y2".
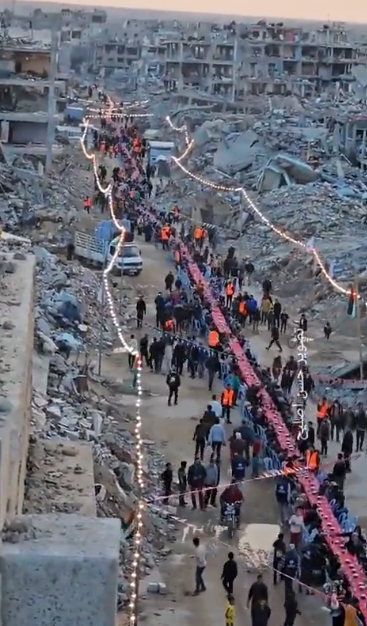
[
  {"x1": 208, "y1": 329, "x2": 220, "y2": 349},
  {"x1": 221, "y1": 385, "x2": 234, "y2": 424},
  {"x1": 225, "y1": 281, "x2": 235, "y2": 310},
  {"x1": 238, "y1": 300, "x2": 247, "y2": 326},
  {"x1": 305, "y1": 446, "x2": 320, "y2": 472},
  {"x1": 316, "y1": 396, "x2": 329, "y2": 437},
  {"x1": 194, "y1": 226, "x2": 203, "y2": 247},
  {"x1": 161, "y1": 226, "x2": 170, "y2": 251}
]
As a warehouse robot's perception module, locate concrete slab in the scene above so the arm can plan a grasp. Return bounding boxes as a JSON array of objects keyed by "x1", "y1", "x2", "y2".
[
  {"x1": 1, "y1": 514, "x2": 120, "y2": 626},
  {"x1": 0, "y1": 253, "x2": 35, "y2": 528}
]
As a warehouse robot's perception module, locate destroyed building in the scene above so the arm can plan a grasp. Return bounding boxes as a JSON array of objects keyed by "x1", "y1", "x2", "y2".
[
  {"x1": 92, "y1": 18, "x2": 367, "y2": 99},
  {"x1": 0, "y1": 25, "x2": 67, "y2": 157}
]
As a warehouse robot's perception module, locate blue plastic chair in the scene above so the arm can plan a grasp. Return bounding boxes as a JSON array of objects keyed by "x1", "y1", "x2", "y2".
[
  {"x1": 237, "y1": 384, "x2": 247, "y2": 403},
  {"x1": 316, "y1": 470, "x2": 327, "y2": 483},
  {"x1": 253, "y1": 424, "x2": 262, "y2": 437},
  {"x1": 220, "y1": 363, "x2": 230, "y2": 379},
  {"x1": 193, "y1": 319, "x2": 201, "y2": 332},
  {"x1": 346, "y1": 515, "x2": 357, "y2": 529},
  {"x1": 338, "y1": 512, "x2": 348, "y2": 525},
  {"x1": 341, "y1": 518, "x2": 356, "y2": 533},
  {"x1": 263, "y1": 457, "x2": 274, "y2": 471}
]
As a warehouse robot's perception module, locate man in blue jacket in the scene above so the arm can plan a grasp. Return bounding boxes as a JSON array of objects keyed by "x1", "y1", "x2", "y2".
[
  {"x1": 232, "y1": 452, "x2": 246, "y2": 482},
  {"x1": 281, "y1": 544, "x2": 299, "y2": 594}
]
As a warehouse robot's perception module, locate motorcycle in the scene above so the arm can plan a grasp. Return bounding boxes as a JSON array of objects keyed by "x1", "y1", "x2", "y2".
[{"x1": 224, "y1": 502, "x2": 239, "y2": 539}]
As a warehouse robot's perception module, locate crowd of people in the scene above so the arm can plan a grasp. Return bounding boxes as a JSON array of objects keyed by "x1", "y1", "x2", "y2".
[{"x1": 88, "y1": 95, "x2": 366, "y2": 625}]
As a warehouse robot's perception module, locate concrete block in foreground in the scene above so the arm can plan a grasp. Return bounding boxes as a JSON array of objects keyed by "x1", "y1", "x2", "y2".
[{"x1": 0, "y1": 513, "x2": 121, "y2": 626}]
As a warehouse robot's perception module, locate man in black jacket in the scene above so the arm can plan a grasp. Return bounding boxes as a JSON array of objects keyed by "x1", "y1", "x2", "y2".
[
  {"x1": 284, "y1": 589, "x2": 301, "y2": 626},
  {"x1": 273, "y1": 533, "x2": 286, "y2": 584},
  {"x1": 221, "y1": 552, "x2": 238, "y2": 595},
  {"x1": 154, "y1": 292, "x2": 165, "y2": 327},
  {"x1": 206, "y1": 353, "x2": 218, "y2": 391},
  {"x1": 161, "y1": 462, "x2": 173, "y2": 504},
  {"x1": 178, "y1": 461, "x2": 187, "y2": 506},
  {"x1": 139, "y1": 334, "x2": 149, "y2": 367},
  {"x1": 187, "y1": 458, "x2": 206, "y2": 510},
  {"x1": 355, "y1": 403, "x2": 367, "y2": 451},
  {"x1": 266, "y1": 325, "x2": 282, "y2": 352},
  {"x1": 164, "y1": 271, "x2": 174, "y2": 292},
  {"x1": 247, "y1": 574, "x2": 268, "y2": 610},
  {"x1": 136, "y1": 296, "x2": 146, "y2": 329},
  {"x1": 193, "y1": 419, "x2": 207, "y2": 460},
  {"x1": 273, "y1": 299, "x2": 282, "y2": 328},
  {"x1": 166, "y1": 368, "x2": 181, "y2": 406}
]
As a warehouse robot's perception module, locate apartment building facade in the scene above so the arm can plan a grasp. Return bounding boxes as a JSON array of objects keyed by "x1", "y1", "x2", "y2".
[
  {"x1": 93, "y1": 38, "x2": 142, "y2": 74},
  {"x1": 0, "y1": 29, "x2": 65, "y2": 153},
  {"x1": 89, "y1": 18, "x2": 367, "y2": 96},
  {"x1": 163, "y1": 34, "x2": 238, "y2": 99},
  {"x1": 237, "y1": 21, "x2": 367, "y2": 96}
]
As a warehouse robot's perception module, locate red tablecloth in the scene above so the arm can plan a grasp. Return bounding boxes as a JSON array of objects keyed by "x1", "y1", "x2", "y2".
[{"x1": 180, "y1": 244, "x2": 367, "y2": 613}]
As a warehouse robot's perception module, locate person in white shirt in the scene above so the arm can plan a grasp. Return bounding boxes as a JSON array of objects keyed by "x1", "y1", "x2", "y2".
[
  {"x1": 211, "y1": 395, "x2": 222, "y2": 419},
  {"x1": 193, "y1": 537, "x2": 207, "y2": 595},
  {"x1": 128, "y1": 335, "x2": 138, "y2": 369},
  {"x1": 289, "y1": 507, "x2": 305, "y2": 548}
]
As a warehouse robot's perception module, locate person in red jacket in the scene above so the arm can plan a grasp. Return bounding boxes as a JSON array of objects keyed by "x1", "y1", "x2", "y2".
[{"x1": 220, "y1": 479, "x2": 243, "y2": 524}]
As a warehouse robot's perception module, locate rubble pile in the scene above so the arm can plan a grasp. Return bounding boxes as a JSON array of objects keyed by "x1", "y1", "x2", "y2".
[
  {"x1": 0, "y1": 203, "x2": 179, "y2": 609},
  {"x1": 28, "y1": 378, "x2": 178, "y2": 608},
  {"x1": 159, "y1": 93, "x2": 367, "y2": 320},
  {"x1": 0, "y1": 154, "x2": 90, "y2": 239}
]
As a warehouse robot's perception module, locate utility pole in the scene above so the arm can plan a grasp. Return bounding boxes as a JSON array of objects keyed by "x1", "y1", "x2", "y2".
[
  {"x1": 45, "y1": 20, "x2": 59, "y2": 177},
  {"x1": 354, "y1": 273, "x2": 364, "y2": 381}
]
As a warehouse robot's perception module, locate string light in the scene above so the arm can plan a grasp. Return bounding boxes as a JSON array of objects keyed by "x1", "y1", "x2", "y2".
[
  {"x1": 167, "y1": 115, "x2": 354, "y2": 299},
  {"x1": 166, "y1": 115, "x2": 190, "y2": 146},
  {"x1": 88, "y1": 99, "x2": 149, "y2": 114},
  {"x1": 80, "y1": 98, "x2": 365, "y2": 617},
  {"x1": 86, "y1": 112, "x2": 154, "y2": 120},
  {"x1": 88, "y1": 104, "x2": 345, "y2": 299},
  {"x1": 80, "y1": 99, "x2": 144, "y2": 626}
]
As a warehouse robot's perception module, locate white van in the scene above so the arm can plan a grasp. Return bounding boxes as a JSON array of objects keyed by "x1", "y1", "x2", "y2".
[
  {"x1": 109, "y1": 240, "x2": 143, "y2": 276},
  {"x1": 74, "y1": 232, "x2": 143, "y2": 276}
]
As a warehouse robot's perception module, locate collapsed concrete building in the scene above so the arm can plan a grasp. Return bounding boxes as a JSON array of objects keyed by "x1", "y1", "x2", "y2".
[{"x1": 0, "y1": 26, "x2": 67, "y2": 158}]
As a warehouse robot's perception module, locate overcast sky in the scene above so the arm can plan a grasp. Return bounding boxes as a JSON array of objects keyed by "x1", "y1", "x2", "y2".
[{"x1": 60, "y1": 0, "x2": 367, "y2": 23}]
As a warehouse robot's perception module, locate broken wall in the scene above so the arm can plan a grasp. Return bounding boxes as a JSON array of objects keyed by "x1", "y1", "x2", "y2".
[
  {"x1": 0, "y1": 254, "x2": 120, "y2": 626},
  {"x1": 10, "y1": 122, "x2": 48, "y2": 144},
  {"x1": 0, "y1": 254, "x2": 36, "y2": 527}
]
